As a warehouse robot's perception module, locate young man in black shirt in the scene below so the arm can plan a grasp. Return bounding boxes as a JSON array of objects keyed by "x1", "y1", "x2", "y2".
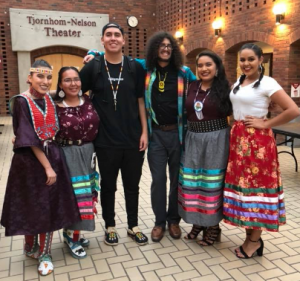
[
  {"x1": 80, "y1": 23, "x2": 148, "y2": 246},
  {"x1": 84, "y1": 31, "x2": 196, "y2": 243}
]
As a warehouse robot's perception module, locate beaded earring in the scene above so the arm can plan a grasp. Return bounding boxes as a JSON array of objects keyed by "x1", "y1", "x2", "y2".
[{"x1": 58, "y1": 90, "x2": 65, "y2": 98}]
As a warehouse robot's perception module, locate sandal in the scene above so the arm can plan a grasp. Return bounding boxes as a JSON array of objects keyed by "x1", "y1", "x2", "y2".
[
  {"x1": 38, "y1": 254, "x2": 54, "y2": 276},
  {"x1": 184, "y1": 225, "x2": 206, "y2": 240},
  {"x1": 79, "y1": 238, "x2": 90, "y2": 247},
  {"x1": 197, "y1": 225, "x2": 221, "y2": 246},
  {"x1": 235, "y1": 232, "x2": 251, "y2": 254},
  {"x1": 63, "y1": 231, "x2": 87, "y2": 259},
  {"x1": 63, "y1": 229, "x2": 90, "y2": 247},
  {"x1": 127, "y1": 226, "x2": 148, "y2": 246},
  {"x1": 237, "y1": 238, "x2": 264, "y2": 259}
]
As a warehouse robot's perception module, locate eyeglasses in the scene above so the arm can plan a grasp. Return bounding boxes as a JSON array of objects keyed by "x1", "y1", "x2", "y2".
[
  {"x1": 159, "y1": 43, "x2": 173, "y2": 50},
  {"x1": 63, "y1": 77, "x2": 81, "y2": 84}
]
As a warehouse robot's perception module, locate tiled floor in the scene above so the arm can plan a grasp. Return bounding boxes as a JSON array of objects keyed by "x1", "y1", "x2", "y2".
[{"x1": 0, "y1": 115, "x2": 300, "y2": 281}]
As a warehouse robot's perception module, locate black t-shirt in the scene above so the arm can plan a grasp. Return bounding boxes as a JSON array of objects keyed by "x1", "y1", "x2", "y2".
[
  {"x1": 152, "y1": 63, "x2": 178, "y2": 125},
  {"x1": 80, "y1": 55, "x2": 145, "y2": 149}
]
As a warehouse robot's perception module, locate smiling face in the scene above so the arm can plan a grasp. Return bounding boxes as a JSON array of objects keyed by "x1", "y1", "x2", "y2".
[
  {"x1": 28, "y1": 67, "x2": 52, "y2": 94},
  {"x1": 101, "y1": 27, "x2": 125, "y2": 54},
  {"x1": 239, "y1": 48, "x2": 263, "y2": 79},
  {"x1": 157, "y1": 38, "x2": 173, "y2": 62},
  {"x1": 59, "y1": 69, "x2": 81, "y2": 98},
  {"x1": 197, "y1": 55, "x2": 217, "y2": 84}
]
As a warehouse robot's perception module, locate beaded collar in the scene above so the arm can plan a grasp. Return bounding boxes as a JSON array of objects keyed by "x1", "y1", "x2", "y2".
[{"x1": 29, "y1": 86, "x2": 45, "y2": 99}]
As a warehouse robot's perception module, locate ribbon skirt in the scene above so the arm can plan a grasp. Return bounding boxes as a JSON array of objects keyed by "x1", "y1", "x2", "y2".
[{"x1": 223, "y1": 121, "x2": 286, "y2": 232}]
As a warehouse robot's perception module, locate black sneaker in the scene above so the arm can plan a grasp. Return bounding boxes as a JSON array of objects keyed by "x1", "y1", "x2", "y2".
[
  {"x1": 104, "y1": 227, "x2": 118, "y2": 246},
  {"x1": 127, "y1": 226, "x2": 148, "y2": 246}
]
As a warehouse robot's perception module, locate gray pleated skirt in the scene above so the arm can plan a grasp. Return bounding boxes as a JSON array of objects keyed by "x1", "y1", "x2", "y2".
[
  {"x1": 61, "y1": 142, "x2": 100, "y2": 231},
  {"x1": 178, "y1": 127, "x2": 230, "y2": 227}
]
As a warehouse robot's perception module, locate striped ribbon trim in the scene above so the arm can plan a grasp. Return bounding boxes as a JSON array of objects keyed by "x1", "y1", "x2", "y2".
[
  {"x1": 225, "y1": 183, "x2": 283, "y2": 195},
  {"x1": 72, "y1": 171, "x2": 99, "y2": 220},
  {"x1": 179, "y1": 201, "x2": 222, "y2": 214},
  {"x1": 178, "y1": 187, "x2": 221, "y2": 202},
  {"x1": 223, "y1": 218, "x2": 282, "y2": 231},
  {"x1": 224, "y1": 197, "x2": 284, "y2": 210},
  {"x1": 224, "y1": 190, "x2": 283, "y2": 203},
  {"x1": 180, "y1": 166, "x2": 225, "y2": 189}
]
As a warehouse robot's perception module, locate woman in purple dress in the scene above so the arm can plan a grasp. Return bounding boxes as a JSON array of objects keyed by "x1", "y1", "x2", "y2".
[
  {"x1": 0, "y1": 60, "x2": 81, "y2": 276},
  {"x1": 54, "y1": 66, "x2": 100, "y2": 259}
]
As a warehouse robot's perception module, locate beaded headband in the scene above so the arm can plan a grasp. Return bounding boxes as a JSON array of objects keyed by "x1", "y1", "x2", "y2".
[{"x1": 29, "y1": 68, "x2": 53, "y2": 74}]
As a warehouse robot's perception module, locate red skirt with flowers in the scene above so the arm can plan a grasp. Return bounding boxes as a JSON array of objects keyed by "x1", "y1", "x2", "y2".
[{"x1": 223, "y1": 121, "x2": 286, "y2": 232}]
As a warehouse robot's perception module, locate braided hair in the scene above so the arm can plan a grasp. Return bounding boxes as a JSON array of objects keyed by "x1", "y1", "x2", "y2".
[{"x1": 233, "y1": 43, "x2": 265, "y2": 94}]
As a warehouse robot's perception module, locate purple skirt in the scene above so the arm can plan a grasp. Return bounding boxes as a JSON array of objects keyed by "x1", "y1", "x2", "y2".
[{"x1": 1, "y1": 141, "x2": 81, "y2": 236}]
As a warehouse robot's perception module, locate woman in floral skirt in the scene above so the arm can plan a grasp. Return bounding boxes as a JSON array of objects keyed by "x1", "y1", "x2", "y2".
[{"x1": 223, "y1": 43, "x2": 300, "y2": 259}]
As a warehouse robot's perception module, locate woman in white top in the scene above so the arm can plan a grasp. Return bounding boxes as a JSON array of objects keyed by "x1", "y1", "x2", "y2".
[{"x1": 223, "y1": 43, "x2": 300, "y2": 259}]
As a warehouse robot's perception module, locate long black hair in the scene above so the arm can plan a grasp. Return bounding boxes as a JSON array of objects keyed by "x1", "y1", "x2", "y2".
[
  {"x1": 196, "y1": 51, "x2": 232, "y2": 116},
  {"x1": 53, "y1": 66, "x2": 80, "y2": 102},
  {"x1": 233, "y1": 43, "x2": 265, "y2": 94},
  {"x1": 145, "y1": 31, "x2": 183, "y2": 71}
]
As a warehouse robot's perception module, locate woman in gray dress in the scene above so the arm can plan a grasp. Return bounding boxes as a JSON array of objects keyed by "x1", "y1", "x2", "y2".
[{"x1": 178, "y1": 51, "x2": 231, "y2": 246}]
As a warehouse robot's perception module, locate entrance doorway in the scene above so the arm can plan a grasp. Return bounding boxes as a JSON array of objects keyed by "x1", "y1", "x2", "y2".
[{"x1": 35, "y1": 54, "x2": 84, "y2": 91}]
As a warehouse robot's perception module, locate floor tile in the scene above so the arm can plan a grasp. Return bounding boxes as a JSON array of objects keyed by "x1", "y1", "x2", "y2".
[{"x1": 0, "y1": 116, "x2": 300, "y2": 281}]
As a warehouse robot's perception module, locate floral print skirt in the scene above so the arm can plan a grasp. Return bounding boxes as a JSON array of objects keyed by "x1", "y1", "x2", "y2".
[{"x1": 223, "y1": 121, "x2": 286, "y2": 232}]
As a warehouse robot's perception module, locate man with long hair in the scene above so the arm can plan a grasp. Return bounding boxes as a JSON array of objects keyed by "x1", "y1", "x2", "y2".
[
  {"x1": 141, "y1": 32, "x2": 196, "y2": 242},
  {"x1": 85, "y1": 31, "x2": 196, "y2": 242}
]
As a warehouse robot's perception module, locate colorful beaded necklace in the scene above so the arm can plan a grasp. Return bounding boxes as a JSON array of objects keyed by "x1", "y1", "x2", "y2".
[{"x1": 20, "y1": 89, "x2": 59, "y2": 141}]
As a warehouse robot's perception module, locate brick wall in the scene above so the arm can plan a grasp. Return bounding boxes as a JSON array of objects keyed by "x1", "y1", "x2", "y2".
[
  {"x1": 1, "y1": 0, "x2": 300, "y2": 116},
  {"x1": 156, "y1": 0, "x2": 300, "y2": 107},
  {"x1": 0, "y1": 1, "x2": 156, "y2": 115}
]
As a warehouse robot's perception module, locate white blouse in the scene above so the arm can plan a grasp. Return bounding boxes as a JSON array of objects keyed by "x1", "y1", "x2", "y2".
[{"x1": 230, "y1": 76, "x2": 282, "y2": 120}]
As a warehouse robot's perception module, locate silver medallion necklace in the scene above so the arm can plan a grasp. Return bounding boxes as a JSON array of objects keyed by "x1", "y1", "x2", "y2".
[{"x1": 193, "y1": 83, "x2": 211, "y2": 120}]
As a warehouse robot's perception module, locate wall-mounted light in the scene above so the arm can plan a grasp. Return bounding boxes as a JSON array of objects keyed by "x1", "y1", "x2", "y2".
[
  {"x1": 212, "y1": 18, "x2": 223, "y2": 37},
  {"x1": 175, "y1": 30, "x2": 183, "y2": 45},
  {"x1": 273, "y1": 3, "x2": 286, "y2": 25}
]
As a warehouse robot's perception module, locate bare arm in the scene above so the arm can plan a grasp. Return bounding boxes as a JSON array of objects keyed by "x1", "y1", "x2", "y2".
[
  {"x1": 138, "y1": 97, "x2": 148, "y2": 151},
  {"x1": 31, "y1": 146, "x2": 57, "y2": 186},
  {"x1": 245, "y1": 89, "x2": 300, "y2": 129}
]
